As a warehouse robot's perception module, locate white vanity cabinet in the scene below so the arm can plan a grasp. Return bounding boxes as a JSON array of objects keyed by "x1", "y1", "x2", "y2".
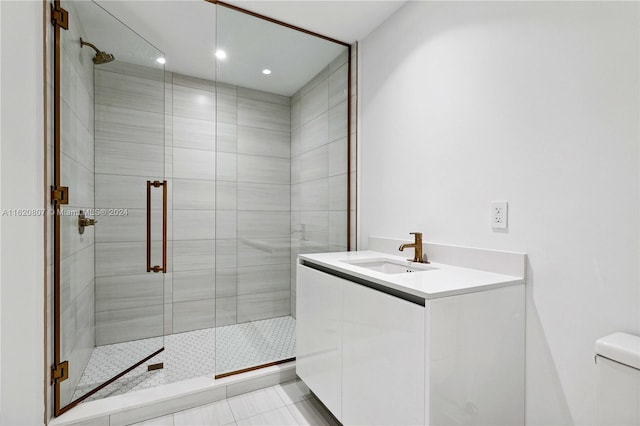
[
  {"x1": 296, "y1": 265, "x2": 343, "y2": 419},
  {"x1": 342, "y1": 279, "x2": 425, "y2": 426},
  {"x1": 297, "y1": 264, "x2": 425, "y2": 425},
  {"x1": 296, "y1": 256, "x2": 525, "y2": 426}
]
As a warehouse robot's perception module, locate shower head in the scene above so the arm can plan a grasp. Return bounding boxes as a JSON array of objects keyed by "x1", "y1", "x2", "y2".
[{"x1": 80, "y1": 38, "x2": 115, "y2": 65}]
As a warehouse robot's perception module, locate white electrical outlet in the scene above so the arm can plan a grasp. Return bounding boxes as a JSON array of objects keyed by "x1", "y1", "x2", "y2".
[{"x1": 491, "y1": 201, "x2": 508, "y2": 229}]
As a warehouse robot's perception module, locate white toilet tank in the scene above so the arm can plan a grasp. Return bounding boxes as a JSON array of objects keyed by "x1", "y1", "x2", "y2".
[{"x1": 596, "y1": 333, "x2": 640, "y2": 425}]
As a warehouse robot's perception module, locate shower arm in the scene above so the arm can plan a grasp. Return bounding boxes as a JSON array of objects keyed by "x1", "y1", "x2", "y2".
[{"x1": 80, "y1": 38, "x2": 100, "y2": 54}]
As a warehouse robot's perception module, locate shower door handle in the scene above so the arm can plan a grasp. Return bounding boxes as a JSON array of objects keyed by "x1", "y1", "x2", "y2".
[{"x1": 147, "y1": 180, "x2": 167, "y2": 273}]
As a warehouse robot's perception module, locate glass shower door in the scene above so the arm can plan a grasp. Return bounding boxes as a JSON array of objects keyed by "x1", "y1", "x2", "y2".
[
  {"x1": 54, "y1": 0, "x2": 166, "y2": 414},
  {"x1": 213, "y1": 3, "x2": 349, "y2": 378}
]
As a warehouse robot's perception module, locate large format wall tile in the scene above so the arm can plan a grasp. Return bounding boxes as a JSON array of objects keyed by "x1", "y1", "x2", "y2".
[
  {"x1": 329, "y1": 211, "x2": 348, "y2": 248},
  {"x1": 215, "y1": 239, "x2": 237, "y2": 269},
  {"x1": 217, "y1": 122, "x2": 237, "y2": 153},
  {"x1": 173, "y1": 240, "x2": 216, "y2": 272},
  {"x1": 173, "y1": 269, "x2": 215, "y2": 303},
  {"x1": 300, "y1": 211, "x2": 329, "y2": 245},
  {"x1": 301, "y1": 80, "x2": 329, "y2": 124},
  {"x1": 95, "y1": 104, "x2": 164, "y2": 146},
  {"x1": 237, "y1": 155, "x2": 290, "y2": 184},
  {"x1": 300, "y1": 179, "x2": 329, "y2": 211},
  {"x1": 61, "y1": 102, "x2": 95, "y2": 170},
  {"x1": 328, "y1": 101, "x2": 348, "y2": 143},
  {"x1": 216, "y1": 211, "x2": 237, "y2": 239},
  {"x1": 61, "y1": 154, "x2": 94, "y2": 207},
  {"x1": 298, "y1": 146, "x2": 328, "y2": 183},
  {"x1": 173, "y1": 148, "x2": 216, "y2": 180},
  {"x1": 238, "y1": 87, "x2": 290, "y2": 106},
  {"x1": 95, "y1": 139, "x2": 164, "y2": 177},
  {"x1": 64, "y1": 244, "x2": 94, "y2": 301},
  {"x1": 173, "y1": 299, "x2": 216, "y2": 333},
  {"x1": 217, "y1": 152, "x2": 237, "y2": 182},
  {"x1": 329, "y1": 174, "x2": 348, "y2": 211},
  {"x1": 99, "y1": 61, "x2": 165, "y2": 82},
  {"x1": 96, "y1": 274, "x2": 164, "y2": 312},
  {"x1": 173, "y1": 210, "x2": 216, "y2": 241},
  {"x1": 238, "y1": 98, "x2": 290, "y2": 132},
  {"x1": 96, "y1": 241, "x2": 163, "y2": 277},
  {"x1": 237, "y1": 264, "x2": 290, "y2": 295},
  {"x1": 173, "y1": 73, "x2": 216, "y2": 92},
  {"x1": 216, "y1": 296, "x2": 237, "y2": 326},
  {"x1": 96, "y1": 70, "x2": 164, "y2": 113},
  {"x1": 299, "y1": 66, "x2": 329, "y2": 98},
  {"x1": 237, "y1": 238, "x2": 290, "y2": 267},
  {"x1": 95, "y1": 208, "x2": 163, "y2": 243},
  {"x1": 300, "y1": 111, "x2": 328, "y2": 154},
  {"x1": 172, "y1": 84, "x2": 215, "y2": 121},
  {"x1": 96, "y1": 304, "x2": 164, "y2": 345},
  {"x1": 238, "y1": 211, "x2": 290, "y2": 238},
  {"x1": 328, "y1": 63, "x2": 348, "y2": 109},
  {"x1": 237, "y1": 290, "x2": 290, "y2": 323},
  {"x1": 173, "y1": 179, "x2": 215, "y2": 210},
  {"x1": 172, "y1": 116, "x2": 216, "y2": 151},
  {"x1": 328, "y1": 137, "x2": 348, "y2": 176},
  {"x1": 60, "y1": 207, "x2": 94, "y2": 259},
  {"x1": 237, "y1": 126, "x2": 290, "y2": 159},
  {"x1": 217, "y1": 93, "x2": 237, "y2": 124},
  {"x1": 95, "y1": 174, "x2": 149, "y2": 209},
  {"x1": 216, "y1": 268, "x2": 238, "y2": 298},
  {"x1": 238, "y1": 183, "x2": 290, "y2": 211},
  {"x1": 217, "y1": 181, "x2": 237, "y2": 211}
]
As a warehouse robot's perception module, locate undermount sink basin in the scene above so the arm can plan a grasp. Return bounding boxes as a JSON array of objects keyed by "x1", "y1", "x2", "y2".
[{"x1": 342, "y1": 258, "x2": 437, "y2": 274}]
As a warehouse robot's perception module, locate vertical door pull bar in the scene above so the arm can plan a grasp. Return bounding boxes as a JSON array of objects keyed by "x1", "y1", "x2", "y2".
[
  {"x1": 146, "y1": 181, "x2": 151, "y2": 272},
  {"x1": 147, "y1": 180, "x2": 167, "y2": 273},
  {"x1": 162, "y1": 180, "x2": 167, "y2": 274}
]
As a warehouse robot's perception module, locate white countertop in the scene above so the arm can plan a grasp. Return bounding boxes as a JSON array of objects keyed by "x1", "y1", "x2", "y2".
[{"x1": 299, "y1": 250, "x2": 524, "y2": 300}]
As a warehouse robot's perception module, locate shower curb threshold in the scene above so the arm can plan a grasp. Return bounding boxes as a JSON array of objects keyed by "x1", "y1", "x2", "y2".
[{"x1": 49, "y1": 361, "x2": 297, "y2": 426}]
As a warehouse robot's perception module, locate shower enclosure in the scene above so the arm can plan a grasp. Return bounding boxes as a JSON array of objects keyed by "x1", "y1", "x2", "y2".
[{"x1": 50, "y1": 0, "x2": 355, "y2": 416}]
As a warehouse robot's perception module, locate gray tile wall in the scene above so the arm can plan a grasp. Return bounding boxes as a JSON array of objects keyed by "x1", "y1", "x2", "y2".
[
  {"x1": 93, "y1": 62, "x2": 166, "y2": 347},
  {"x1": 235, "y1": 88, "x2": 291, "y2": 324},
  {"x1": 94, "y1": 65, "x2": 294, "y2": 344},
  {"x1": 166, "y1": 73, "x2": 217, "y2": 335},
  {"x1": 59, "y1": 3, "x2": 96, "y2": 405},
  {"x1": 290, "y1": 48, "x2": 351, "y2": 317}
]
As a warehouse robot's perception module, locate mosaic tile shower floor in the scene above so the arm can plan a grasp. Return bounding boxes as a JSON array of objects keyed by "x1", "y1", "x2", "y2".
[{"x1": 71, "y1": 316, "x2": 296, "y2": 404}]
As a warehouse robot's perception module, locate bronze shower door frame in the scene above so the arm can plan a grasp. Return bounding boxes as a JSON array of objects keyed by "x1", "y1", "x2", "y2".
[
  {"x1": 208, "y1": 0, "x2": 355, "y2": 380},
  {"x1": 50, "y1": 0, "x2": 166, "y2": 416},
  {"x1": 50, "y1": 0, "x2": 356, "y2": 415}
]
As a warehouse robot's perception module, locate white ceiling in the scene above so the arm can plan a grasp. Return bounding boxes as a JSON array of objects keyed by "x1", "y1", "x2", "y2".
[
  {"x1": 222, "y1": 1, "x2": 407, "y2": 44},
  {"x1": 83, "y1": 0, "x2": 406, "y2": 95}
]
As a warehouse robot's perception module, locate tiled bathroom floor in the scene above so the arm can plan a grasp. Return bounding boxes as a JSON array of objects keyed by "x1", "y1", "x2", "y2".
[
  {"x1": 72, "y1": 316, "x2": 296, "y2": 403},
  {"x1": 129, "y1": 379, "x2": 338, "y2": 426}
]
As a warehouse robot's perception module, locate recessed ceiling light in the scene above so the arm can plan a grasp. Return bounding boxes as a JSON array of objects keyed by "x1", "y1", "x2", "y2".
[
  {"x1": 262, "y1": 69, "x2": 272, "y2": 75},
  {"x1": 215, "y1": 50, "x2": 227, "y2": 60},
  {"x1": 156, "y1": 57, "x2": 166, "y2": 65}
]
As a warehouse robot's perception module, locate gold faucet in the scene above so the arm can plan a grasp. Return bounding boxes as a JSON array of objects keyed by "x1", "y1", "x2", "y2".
[{"x1": 399, "y1": 232, "x2": 428, "y2": 263}]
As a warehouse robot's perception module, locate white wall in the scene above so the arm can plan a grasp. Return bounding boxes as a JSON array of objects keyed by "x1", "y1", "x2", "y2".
[
  {"x1": 0, "y1": 1, "x2": 45, "y2": 425},
  {"x1": 360, "y1": 2, "x2": 639, "y2": 425}
]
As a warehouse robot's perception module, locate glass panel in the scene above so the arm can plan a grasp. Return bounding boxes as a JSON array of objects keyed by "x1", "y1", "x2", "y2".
[
  {"x1": 214, "y1": 5, "x2": 349, "y2": 376},
  {"x1": 164, "y1": 0, "x2": 218, "y2": 382},
  {"x1": 58, "y1": 0, "x2": 165, "y2": 408}
]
